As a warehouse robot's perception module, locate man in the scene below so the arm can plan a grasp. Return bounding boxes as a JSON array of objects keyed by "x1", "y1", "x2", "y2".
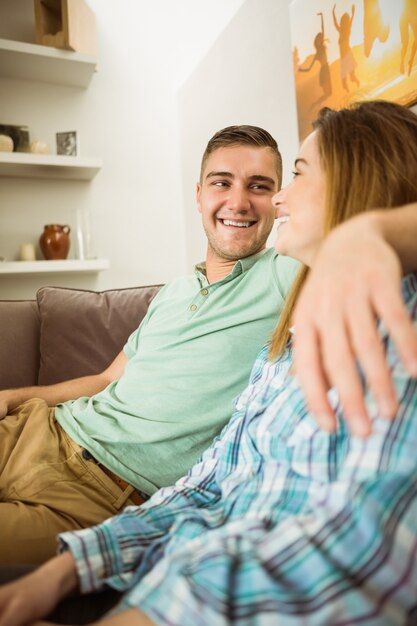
[{"x1": 0, "y1": 125, "x2": 298, "y2": 563}]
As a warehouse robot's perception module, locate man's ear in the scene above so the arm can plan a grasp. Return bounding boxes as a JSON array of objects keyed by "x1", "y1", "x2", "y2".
[{"x1": 196, "y1": 182, "x2": 202, "y2": 214}]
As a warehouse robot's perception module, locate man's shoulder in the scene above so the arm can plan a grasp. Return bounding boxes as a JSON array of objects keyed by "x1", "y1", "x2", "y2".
[
  {"x1": 263, "y1": 249, "x2": 300, "y2": 296},
  {"x1": 253, "y1": 248, "x2": 300, "y2": 275},
  {"x1": 236, "y1": 248, "x2": 299, "y2": 298},
  {"x1": 151, "y1": 273, "x2": 198, "y2": 300},
  {"x1": 165, "y1": 272, "x2": 197, "y2": 288}
]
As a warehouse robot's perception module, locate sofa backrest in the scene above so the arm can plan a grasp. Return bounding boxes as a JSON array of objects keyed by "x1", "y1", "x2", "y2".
[{"x1": 0, "y1": 284, "x2": 162, "y2": 389}]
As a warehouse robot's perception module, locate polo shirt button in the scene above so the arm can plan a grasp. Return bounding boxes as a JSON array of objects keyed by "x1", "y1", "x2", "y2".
[
  {"x1": 82, "y1": 449, "x2": 93, "y2": 460},
  {"x1": 190, "y1": 304, "x2": 198, "y2": 312},
  {"x1": 201, "y1": 288, "x2": 208, "y2": 296}
]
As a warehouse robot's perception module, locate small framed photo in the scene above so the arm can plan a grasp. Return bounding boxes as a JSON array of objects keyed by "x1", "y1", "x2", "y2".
[{"x1": 56, "y1": 130, "x2": 77, "y2": 156}]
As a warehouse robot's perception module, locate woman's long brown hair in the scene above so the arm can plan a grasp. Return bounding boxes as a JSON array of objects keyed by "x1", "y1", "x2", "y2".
[{"x1": 269, "y1": 100, "x2": 417, "y2": 360}]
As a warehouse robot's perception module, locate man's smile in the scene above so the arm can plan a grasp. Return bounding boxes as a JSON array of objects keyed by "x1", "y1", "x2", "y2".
[{"x1": 219, "y1": 219, "x2": 257, "y2": 228}]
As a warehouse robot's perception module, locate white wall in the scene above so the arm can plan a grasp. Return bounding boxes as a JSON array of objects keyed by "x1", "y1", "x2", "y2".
[
  {"x1": 0, "y1": 0, "x2": 299, "y2": 299},
  {"x1": 177, "y1": 0, "x2": 298, "y2": 264}
]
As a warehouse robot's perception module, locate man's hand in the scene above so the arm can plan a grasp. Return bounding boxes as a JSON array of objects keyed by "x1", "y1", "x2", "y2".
[
  {"x1": 293, "y1": 214, "x2": 417, "y2": 436},
  {"x1": 0, "y1": 394, "x2": 8, "y2": 420},
  {"x1": 0, "y1": 553, "x2": 78, "y2": 626},
  {"x1": 0, "y1": 389, "x2": 25, "y2": 420}
]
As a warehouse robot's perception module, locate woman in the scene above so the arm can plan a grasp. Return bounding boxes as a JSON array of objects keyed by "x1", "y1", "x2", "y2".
[{"x1": 1, "y1": 100, "x2": 417, "y2": 626}]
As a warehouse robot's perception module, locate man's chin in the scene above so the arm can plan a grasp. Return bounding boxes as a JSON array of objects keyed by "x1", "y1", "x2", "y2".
[{"x1": 216, "y1": 243, "x2": 265, "y2": 261}]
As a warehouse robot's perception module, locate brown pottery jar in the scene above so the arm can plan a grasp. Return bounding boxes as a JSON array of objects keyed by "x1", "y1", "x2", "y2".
[{"x1": 39, "y1": 224, "x2": 71, "y2": 260}]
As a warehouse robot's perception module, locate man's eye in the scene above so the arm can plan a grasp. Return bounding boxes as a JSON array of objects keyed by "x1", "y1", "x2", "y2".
[
  {"x1": 212, "y1": 181, "x2": 228, "y2": 187},
  {"x1": 291, "y1": 170, "x2": 300, "y2": 178},
  {"x1": 251, "y1": 184, "x2": 271, "y2": 191}
]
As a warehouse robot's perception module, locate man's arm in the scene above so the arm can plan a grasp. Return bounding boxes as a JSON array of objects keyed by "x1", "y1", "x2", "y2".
[
  {"x1": 292, "y1": 204, "x2": 417, "y2": 436},
  {"x1": 0, "y1": 350, "x2": 128, "y2": 419}
]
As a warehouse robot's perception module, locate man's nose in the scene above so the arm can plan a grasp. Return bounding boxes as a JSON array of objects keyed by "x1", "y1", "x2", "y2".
[{"x1": 226, "y1": 186, "x2": 251, "y2": 212}]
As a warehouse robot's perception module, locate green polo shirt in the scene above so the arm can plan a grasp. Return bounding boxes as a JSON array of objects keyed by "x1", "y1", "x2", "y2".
[{"x1": 55, "y1": 249, "x2": 299, "y2": 495}]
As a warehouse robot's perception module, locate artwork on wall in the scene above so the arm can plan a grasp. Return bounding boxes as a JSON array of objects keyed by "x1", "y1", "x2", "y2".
[{"x1": 290, "y1": 0, "x2": 417, "y2": 140}]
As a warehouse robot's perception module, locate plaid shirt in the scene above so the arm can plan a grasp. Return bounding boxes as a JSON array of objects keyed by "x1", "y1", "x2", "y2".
[{"x1": 60, "y1": 273, "x2": 417, "y2": 626}]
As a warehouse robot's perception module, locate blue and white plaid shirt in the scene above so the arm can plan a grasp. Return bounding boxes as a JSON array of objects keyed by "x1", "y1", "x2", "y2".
[{"x1": 61, "y1": 273, "x2": 417, "y2": 625}]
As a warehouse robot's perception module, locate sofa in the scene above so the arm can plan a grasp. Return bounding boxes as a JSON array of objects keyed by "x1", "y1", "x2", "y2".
[{"x1": 0, "y1": 284, "x2": 162, "y2": 389}]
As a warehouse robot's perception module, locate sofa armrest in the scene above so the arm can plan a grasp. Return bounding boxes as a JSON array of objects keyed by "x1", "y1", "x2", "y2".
[{"x1": 0, "y1": 300, "x2": 40, "y2": 389}]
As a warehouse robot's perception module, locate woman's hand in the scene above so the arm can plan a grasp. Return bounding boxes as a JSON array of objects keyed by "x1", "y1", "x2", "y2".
[
  {"x1": 293, "y1": 213, "x2": 417, "y2": 436},
  {"x1": 31, "y1": 608, "x2": 156, "y2": 626},
  {"x1": 0, "y1": 553, "x2": 78, "y2": 626}
]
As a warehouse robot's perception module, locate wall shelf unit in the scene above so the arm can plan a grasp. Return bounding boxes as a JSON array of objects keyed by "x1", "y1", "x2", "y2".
[
  {"x1": 0, "y1": 35, "x2": 107, "y2": 287},
  {"x1": 0, "y1": 152, "x2": 102, "y2": 180},
  {"x1": 0, "y1": 259, "x2": 109, "y2": 276},
  {"x1": 0, "y1": 37, "x2": 97, "y2": 87}
]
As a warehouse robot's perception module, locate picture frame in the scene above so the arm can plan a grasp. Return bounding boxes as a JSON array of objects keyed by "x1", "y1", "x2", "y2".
[
  {"x1": 56, "y1": 130, "x2": 77, "y2": 156},
  {"x1": 290, "y1": 0, "x2": 417, "y2": 140}
]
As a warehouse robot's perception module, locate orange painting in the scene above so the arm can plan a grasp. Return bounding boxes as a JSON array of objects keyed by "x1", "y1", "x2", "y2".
[{"x1": 290, "y1": 0, "x2": 417, "y2": 140}]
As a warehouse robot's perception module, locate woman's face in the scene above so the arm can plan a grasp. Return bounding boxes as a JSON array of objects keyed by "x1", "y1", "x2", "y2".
[{"x1": 273, "y1": 131, "x2": 326, "y2": 267}]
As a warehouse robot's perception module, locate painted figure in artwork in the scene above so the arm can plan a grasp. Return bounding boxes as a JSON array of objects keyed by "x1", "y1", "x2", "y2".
[
  {"x1": 363, "y1": 0, "x2": 390, "y2": 57},
  {"x1": 400, "y1": 0, "x2": 417, "y2": 75},
  {"x1": 299, "y1": 12, "x2": 332, "y2": 109},
  {"x1": 333, "y1": 3, "x2": 360, "y2": 92}
]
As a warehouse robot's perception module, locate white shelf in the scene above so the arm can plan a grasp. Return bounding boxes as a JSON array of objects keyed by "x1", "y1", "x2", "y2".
[
  {"x1": 0, "y1": 38, "x2": 97, "y2": 87},
  {"x1": 0, "y1": 259, "x2": 109, "y2": 276},
  {"x1": 0, "y1": 152, "x2": 102, "y2": 180}
]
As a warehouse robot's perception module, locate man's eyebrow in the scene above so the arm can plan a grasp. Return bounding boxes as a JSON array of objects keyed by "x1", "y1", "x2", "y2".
[
  {"x1": 248, "y1": 175, "x2": 276, "y2": 186},
  {"x1": 205, "y1": 171, "x2": 234, "y2": 180}
]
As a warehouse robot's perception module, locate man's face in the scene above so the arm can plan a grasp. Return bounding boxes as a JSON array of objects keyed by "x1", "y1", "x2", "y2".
[{"x1": 197, "y1": 145, "x2": 280, "y2": 263}]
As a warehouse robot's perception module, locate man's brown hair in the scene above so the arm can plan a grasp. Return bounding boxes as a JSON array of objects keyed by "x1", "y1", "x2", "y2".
[{"x1": 200, "y1": 125, "x2": 282, "y2": 188}]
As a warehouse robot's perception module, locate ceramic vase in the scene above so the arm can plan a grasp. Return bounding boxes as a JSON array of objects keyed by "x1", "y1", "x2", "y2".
[{"x1": 39, "y1": 224, "x2": 71, "y2": 260}]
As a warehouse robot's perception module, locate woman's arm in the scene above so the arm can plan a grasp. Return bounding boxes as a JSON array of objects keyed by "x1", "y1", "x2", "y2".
[
  {"x1": 292, "y1": 204, "x2": 417, "y2": 435},
  {"x1": 0, "y1": 552, "x2": 77, "y2": 626}
]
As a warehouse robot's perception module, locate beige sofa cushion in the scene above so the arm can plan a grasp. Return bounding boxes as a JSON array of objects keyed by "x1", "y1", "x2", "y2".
[{"x1": 37, "y1": 285, "x2": 161, "y2": 385}]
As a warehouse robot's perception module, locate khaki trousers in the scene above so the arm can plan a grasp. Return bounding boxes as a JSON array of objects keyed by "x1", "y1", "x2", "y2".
[{"x1": 0, "y1": 399, "x2": 141, "y2": 565}]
